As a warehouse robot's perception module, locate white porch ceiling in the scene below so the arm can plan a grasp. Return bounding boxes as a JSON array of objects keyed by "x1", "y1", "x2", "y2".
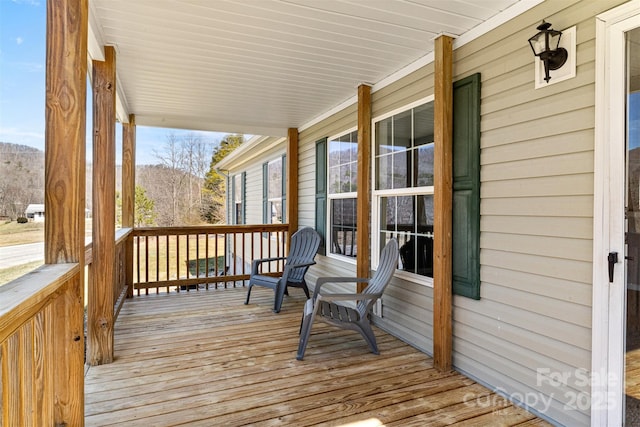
[{"x1": 90, "y1": 0, "x2": 537, "y2": 137}]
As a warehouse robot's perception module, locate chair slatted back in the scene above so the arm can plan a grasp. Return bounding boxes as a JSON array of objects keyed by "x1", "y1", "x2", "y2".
[
  {"x1": 357, "y1": 239, "x2": 399, "y2": 315},
  {"x1": 286, "y1": 227, "x2": 321, "y2": 283}
]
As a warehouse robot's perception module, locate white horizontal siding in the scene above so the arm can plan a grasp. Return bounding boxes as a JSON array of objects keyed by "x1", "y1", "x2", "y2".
[{"x1": 244, "y1": 162, "x2": 263, "y2": 225}]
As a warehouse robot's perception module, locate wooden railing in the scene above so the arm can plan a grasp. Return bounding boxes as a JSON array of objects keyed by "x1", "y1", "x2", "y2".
[
  {"x1": 0, "y1": 263, "x2": 84, "y2": 426},
  {"x1": 132, "y1": 224, "x2": 289, "y2": 295},
  {"x1": 85, "y1": 227, "x2": 132, "y2": 318}
]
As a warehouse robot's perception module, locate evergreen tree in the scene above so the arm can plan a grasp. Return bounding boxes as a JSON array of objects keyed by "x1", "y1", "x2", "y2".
[
  {"x1": 115, "y1": 191, "x2": 122, "y2": 227},
  {"x1": 203, "y1": 134, "x2": 244, "y2": 223},
  {"x1": 134, "y1": 185, "x2": 157, "y2": 226}
]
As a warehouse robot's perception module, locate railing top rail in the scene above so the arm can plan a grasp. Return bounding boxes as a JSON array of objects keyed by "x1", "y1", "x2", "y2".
[
  {"x1": 115, "y1": 227, "x2": 133, "y2": 245},
  {"x1": 133, "y1": 223, "x2": 289, "y2": 236},
  {"x1": 85, "y1": 227, "x2": 132, "y2": 265},
  {"x1": 0, "y1": 263, "x2": 80, "y2": 343}
]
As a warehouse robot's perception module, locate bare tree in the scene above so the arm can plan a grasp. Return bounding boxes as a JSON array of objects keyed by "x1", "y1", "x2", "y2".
[{"x1": 143, "y1": 133, "x2": 215, "y2": 226}]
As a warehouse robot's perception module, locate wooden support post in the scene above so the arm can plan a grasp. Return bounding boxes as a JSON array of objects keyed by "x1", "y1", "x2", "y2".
[
  {"x1": 286, "y1": 128, "x2": 299, "y2": 248},
  {"x1": 122, "y1": 114, "x2": 136, "y2": 298},
  {"x1": 44, "y1": 0, "x2": 87, "y2": 424},
  {"x1": 89, "y1": 45, "x2": 117, "y2": 365},
  {"x1": 433, "y1": 35, "x2": 454, "y2": 372},
  {"x1": 356, "y1": 84, "x2": 372, "y2": 290}
]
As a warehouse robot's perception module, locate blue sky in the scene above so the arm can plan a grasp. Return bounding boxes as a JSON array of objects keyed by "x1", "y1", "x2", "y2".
[{"x1": 0, "y1": 0, "x2": 227, "y2": 164}]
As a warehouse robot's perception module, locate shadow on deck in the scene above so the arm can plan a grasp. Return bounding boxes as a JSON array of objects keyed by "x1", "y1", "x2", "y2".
[{"x1": 84, "y1": 287, "x2": 551, "y2": 426}]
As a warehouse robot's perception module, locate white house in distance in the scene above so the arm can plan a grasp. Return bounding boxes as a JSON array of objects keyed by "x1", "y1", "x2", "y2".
[
  {"x1": 23, "y1": 204, "x2": 91, "y2": 222},
  {"x1": 24, "y1": 204, "x2": 45, "y2": 222}
]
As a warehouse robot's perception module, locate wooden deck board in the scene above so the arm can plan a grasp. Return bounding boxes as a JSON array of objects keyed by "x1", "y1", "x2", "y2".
[{"x1": 85, "y1": 287, "x2": 551, "y2": 426}]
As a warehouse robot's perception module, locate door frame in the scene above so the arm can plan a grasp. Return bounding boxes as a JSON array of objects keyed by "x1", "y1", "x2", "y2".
[{"x1": 593, "y1": 1, "x2": 640, "y2": 425}]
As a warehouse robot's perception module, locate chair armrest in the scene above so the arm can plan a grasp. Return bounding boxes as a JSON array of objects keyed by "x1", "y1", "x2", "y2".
[
  {"x1": 286, "y1": 261, "x2": 316, "y2": 270},
  {"x1": 280, "y1": 261, "x2": 316, "y2": 283},
  {"x1": 313, "y1": 277, "x2": 370, "y2": 299},
  {"x1": 251, "y1": 256, "x2": 287, "y2": 275}
]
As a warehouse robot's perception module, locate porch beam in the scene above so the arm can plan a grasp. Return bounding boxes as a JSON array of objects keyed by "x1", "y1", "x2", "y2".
[
  {"x1": 356, "y1": 84, "x2": 372, "y2": 290},
  {"x1": 89, "y1": 45, "x2": 117, "y2": 365},
  {"x1": 122, "y1": 114, "x2": 136, "y2": 297},
  {"x1": 433, "y1": 35, "x2": 454, "y2": 372},
  {"x1": 44, "y1": 0, "x2": 87, "y2": 424},
  {"x1": 287, "y1": 128, "x2": 299, "y2": 243}
]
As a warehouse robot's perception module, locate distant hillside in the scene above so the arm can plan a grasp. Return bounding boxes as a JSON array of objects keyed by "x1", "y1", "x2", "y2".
[
  {"x1": 0, "y1": 142, "x2": 45, "y2": 220},
  {"x1": 1, "y1": 142, "x2": 209, "y2": 226}
]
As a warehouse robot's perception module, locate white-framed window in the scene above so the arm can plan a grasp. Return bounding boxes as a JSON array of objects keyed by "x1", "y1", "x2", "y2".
[
  {"x1": 264, "y1": 157, "x2": 284, "y2": 224},
  {"x1": 373, "y1": 96, "x2": 434, "y2": 282},
  {"x1": 327, "y1": 129, "x2": 358, "y2": 259},
  {"x1": 232, "y1": 173, "x2": 244, "y2": 224}
]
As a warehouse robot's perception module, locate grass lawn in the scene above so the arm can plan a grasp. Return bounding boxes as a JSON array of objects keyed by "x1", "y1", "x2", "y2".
[
  {"x1": 0, "y1": 220, "x2": 44, "y2": 247},
  {"x1": 0, "y1": 261, "x2": 44, "y2": 287},
  {"x1": 0, "y1": 220, "x2": 91, "y2": 286}
]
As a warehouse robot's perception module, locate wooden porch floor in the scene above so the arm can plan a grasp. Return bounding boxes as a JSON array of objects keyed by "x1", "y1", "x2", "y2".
[{"x1": 85, "y1": 286, "x2": 551, "y2": 426}]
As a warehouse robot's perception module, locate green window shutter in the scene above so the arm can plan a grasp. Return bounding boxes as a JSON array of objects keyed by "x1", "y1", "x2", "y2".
[
  {"x1": 452, "y1": 73, "x2": 481, "y2": 299},
  {"x1": 241, "y1": 172, "x2": 246, "y2": 224},
  {"x1": 262, "y1": 162, "x2": 268, "y2": 224},
  {"x1": 282, "y1": 154, "x2": 287, "y2": 223},
  {"x1": 315, "y1": 138, "x2": 327, "y2": 255}
]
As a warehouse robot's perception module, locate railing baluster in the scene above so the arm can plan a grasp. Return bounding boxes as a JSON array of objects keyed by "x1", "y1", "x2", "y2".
[
  {"x1": 136, "y1": 235, "x2": 141, "y2": 296},
  {"x1": 215, "y1": 233, "x2": 220, "y2": 290},
  {"x1": 185, "y1": 234, "x2": 190, "y2": 292},
  {"x1": 176, "y1": 234, "x2": 181, "y2": 292},
  {"x1": 144, "y1": 235, "x2": 149, "y2": 295},
  {"x1": 239, "y1": 231, "x2": 245, "y2": 288},
  {"x1": 155, "y1": 235, "x2": 160, "y2": 294},
  {"x1": 204, "y1": 233, "x2": 210, "y2": 290},
  {"x1": 165, "y1": 235, "x2": 169, "y2": 293},
  {"x1": 131, "y1": 225, "x2": 287, "y2": 294}
]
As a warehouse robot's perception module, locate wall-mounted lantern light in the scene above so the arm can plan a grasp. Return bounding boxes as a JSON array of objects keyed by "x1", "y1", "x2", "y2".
[{"x1": 528, "y1": 21, "x2": 568, "y2": 83}]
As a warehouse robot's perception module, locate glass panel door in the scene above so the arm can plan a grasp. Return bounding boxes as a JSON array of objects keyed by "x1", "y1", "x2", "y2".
[{"x1": 625, "y1": 27, "x2": 640, "y2": 426}]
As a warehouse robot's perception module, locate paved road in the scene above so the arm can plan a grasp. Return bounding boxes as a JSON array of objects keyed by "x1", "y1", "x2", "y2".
[{"x1": 0, "y1": 242, "x2": 44, "y2": 269}]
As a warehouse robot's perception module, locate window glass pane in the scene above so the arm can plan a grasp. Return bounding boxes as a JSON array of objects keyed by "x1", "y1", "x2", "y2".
[
  {"x1": 268, "y1": 159, "x2": 282, "y2": 199},
  {"x1": 328, "y1": 165, "x2": 340, "y2": 194},
  {"x1": 331, "y1": 198, "x2": 343, "y2": 226},
  {"x1": 339, "y1": 138, "x2": 351, "y2": 164},
  {"x1": 380, "y1": 196, "x2": 396, "y2": 231},
  {"x1": 415, "y1": 143, "x2": 434, "y2": 187},
  {"x1": 395, "y1": 195, "x2": 433, "y2": 277},
  {"x1": 330, "y1": 198, "x2": 357, "y2": 257},
  {"x1": 235, "y1": 203, "x2": 242, "y2": 224},
  {"x1": 376, "y1": 154, "x2": 392, "y2": 190},
  {"x1": 392, "y1": 151, "x2": 410, "y2": 189},
  {"x1": 376, "y1": 118, "x2": 393, "y2": 156},
  {"x1": 396, "y1": 195, "x2": 414, "y2": 233},
  {"x1": 328, "y1": 131, "x2": 358, "y2": 195},
  {"x1": 233, "y1": 175, "x2": 242, "y2": 202},
  {"x1": 339, "y1": 164, "x2": 351, "y2": 193},
  {"x1": 417, "y1": 194, "x2": 434, "y2": 231},
  {"x1": 414, "y1": 102, "x2": 434, "y2": 146},
  {"x1": 348, "y1": 162, "x2": 357, "y2": 192},
  {"x1": 329, "y1": 139, "x2": 341, "y2": 161},
  {"x1": 393, "y1": 109, "x2": 412, "y2": 149},
  {"x1": 269, "y1": 200, "x2": 282, "y2": 224}
]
